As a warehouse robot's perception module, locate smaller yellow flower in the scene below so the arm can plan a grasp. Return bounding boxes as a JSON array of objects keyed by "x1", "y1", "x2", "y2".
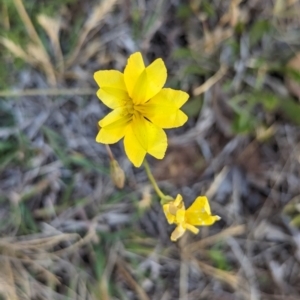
[{"x1": 163, "y1": 195, "x2": 220, "y2": 241}]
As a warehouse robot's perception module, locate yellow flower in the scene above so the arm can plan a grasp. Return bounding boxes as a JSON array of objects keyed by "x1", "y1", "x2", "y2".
[
  {"x1": 94, "y1": 52, "x2": 189, "y2": 167},
  {"x1": 163, "y1": 195, "x2": 220, "y2": 241}
]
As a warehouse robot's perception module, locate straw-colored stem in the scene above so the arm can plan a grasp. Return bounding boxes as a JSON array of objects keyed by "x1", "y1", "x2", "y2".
[{"x1": 105, "y1": 145, "x2": 114, "y2": 161}]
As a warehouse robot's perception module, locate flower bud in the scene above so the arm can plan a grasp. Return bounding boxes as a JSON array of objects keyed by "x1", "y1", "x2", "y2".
[{"x1": 110, "y1": 159, "x2": 125, "y2": 189}]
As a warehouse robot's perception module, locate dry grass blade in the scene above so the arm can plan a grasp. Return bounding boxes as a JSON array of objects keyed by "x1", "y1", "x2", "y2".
[
  {"x1": 12, "y1": 0, "x2": 42, "y2": 47},
  {"x1": 13, "y1": 262, "x2": 31, "y2": 299},
  {"x1": 75, "y1": 40, "x2": 103, "y2": 66},
  {"x1": 185, "y1": 225, "x2": 246, "y2": 253},
  {"x1": 1, "y1": 2, "x2": 10, "y2": 30},
  {"x1": 195, "y1": 256, "x2": 254, "y2": 300},
  {"x1": 0, "y1": 88, "x2": 95, "y2": 97},
  {"x1": 273, "y1": 0, "x2": 286, "y2": 15},
  {"x1": 179, "y1": 258, "x2": 188, "y2": 300},
  {"x1": 220, "y1": 0, "x2": 242, "y2": 27},
  {"x1": 0, "y1": 37, "x2": 34, "y2": 64},
  {"x1": 193, "y1": 65, "x2": 228, "y2": 96},
  {"x1": 195, "y1": 259, "x2": 241, "y2": 290},
  {"x1": 99, "y1": 274, "x2": 111, "y2": 300},
  {"x1": 99, "y1": 245, "x2": 118, "y2": 300},
  {"x1": 84, "y1": 0, "x2": 118, "y2": 34},
  {"x1": 227, "y1": 237, "x2": 261, "y2": 300},
  {"x1": 0, "y1": 229, "x2": 98, "y2": 299},
  {"x1": 0, "y1": 37, "x2": 56, "y2": 88},
  {"x1": 52, "y1": 224, "x2": 98, "y2": 256},
  {"x1": 26, "y1": 43, "x2": 56, "y2": 86},
  {"x1": 37, "y1": 14, "x2": 64, "y2": 73},
  {"x1": 12, "y1": 0, "x2": 56, "y2": 85},
  {"x1": 0, "y1": 233, "x2": 79, "y2": 250},
  {"x1": 206, "y1": 166, "x2": 230, "y2": 199},
  {"x1": 66, "y1": 0, "x2": 118, "y2": 67},
  {"x1": 0, "y1": 258, "x2": 18, "y2": 300},
  {"x1": 20, "y1": 259, "x2": 60, "y2": 286},
  {"x1": 18, "y1": 177, "x2": 53, "y2": 203},
  {"x1": 0, "y1": 37, "x2": 60, "y2": 94},
  {"x1": 117, "y1": 259, "x2": 150, "y2": 300}
]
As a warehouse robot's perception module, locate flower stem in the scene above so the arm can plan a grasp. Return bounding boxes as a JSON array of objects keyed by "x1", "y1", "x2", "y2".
[
  {"x1": 143, "y1": 159, "x2": 168, "y2": 201},
  {"x1": 105, "y1": 145, "x2": 114, "y2": 161}
]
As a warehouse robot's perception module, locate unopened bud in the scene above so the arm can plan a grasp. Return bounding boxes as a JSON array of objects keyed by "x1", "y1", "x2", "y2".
[{"x1": 110, "y1": 159, "x2": 125, "y2": 189}]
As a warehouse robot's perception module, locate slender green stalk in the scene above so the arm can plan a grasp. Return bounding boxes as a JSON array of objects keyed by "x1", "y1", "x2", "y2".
[
  {"x1": 143, "y1": 159, "x2": 174, "y2": 204},
  {"x1": 143, "y1": 159, "x2": 165, "y2": 199}
]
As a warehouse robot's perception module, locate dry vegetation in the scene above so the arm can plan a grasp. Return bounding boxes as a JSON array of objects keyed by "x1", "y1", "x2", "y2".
[{"x1": 1, "y1": 0, "x2": 300, "y2": 299}]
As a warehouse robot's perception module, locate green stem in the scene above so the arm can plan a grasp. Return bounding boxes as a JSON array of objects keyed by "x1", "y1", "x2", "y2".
[{"x1": 143, "y1": 159, "x2": 168, "y2": 201}]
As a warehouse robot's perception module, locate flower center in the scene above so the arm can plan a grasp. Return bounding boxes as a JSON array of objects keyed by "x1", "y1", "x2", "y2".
[
  {"x1": 169, "y1": 203, "x2": 178, "y2": 215},
  {"x1": 125, "y1": 98, "x2": 134, "y2": 115}
]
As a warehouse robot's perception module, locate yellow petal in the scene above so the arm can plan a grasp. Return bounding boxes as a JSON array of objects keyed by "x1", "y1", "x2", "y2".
[
  {"x1": 185, "y1": 196, "x2": 220, "y2": 226},
  {"x1": 176, "y1": 208, "x2": 186, "y2": 224},
  {"x1": 96, "y1": 126, "x2": 127, "y2": 144},
  {"x1": 163, "y1": 204, "x2": 176, "y2": 224},
  {"x1": 159, "y1": 88, "x2": 189, "y2": 108},
  {"x1": 123, "y1": 123, "x2": 147, "y2": 167},
  {"x1": 184, "y1": 223, "x2": 199, "y2": 234},
  {"x1": 96, "y1": 108, "x2": 131, "y2": 144},
  {"x1": 171, "y1": 224, "x2": 186, "y2": 242},
  {"x1": 168, "y1": 195, "x2": 185, "y2": 215},
  {"x1": 132, "y1": 58, "x2": 167, "y2": 104},
  {"x1": 94, "y1": 70, "x2": 126, "y2": 90},
  {"x1": 187, "y1": 196, "x2": 211, "y2": 214},
  {"x1": 132, "y1": 113, "x2": 167, "y2": 159},
  {"x1": 94, "y1": 70, "x2": 129, "y2": 109},
  {"x1": 137, "y1": 88, "x2": 189, "y2": 128},
  {"x1": 186, "y1": 213, "x2": 220, "y2": 226},
  {"x1": 98, "y1": 108, "x2": 131, "y2": 128},
  {"x1": 124, "y1": 52, "x2": 145, "y2": 98},
  {"x1": 174, "y1": 194, "x2": 183, "y2": 207}
]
